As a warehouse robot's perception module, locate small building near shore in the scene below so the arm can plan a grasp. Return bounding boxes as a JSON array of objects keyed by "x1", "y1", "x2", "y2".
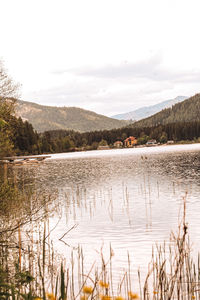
[
  {"x1": 98, "y1": 145, "x2": 110, "y2": 150},
  {"x1": 114, "y1": 141, "x2": 123, "y2": 148},
  {"x1": 146, "y1": 139, "x2": 157, "y2": 146},
  {"x1": 124, "y1": 136, "x2": 137, "y2": 147},
  {"x1": 167, "y1": 140, "x2": 174, "y2": 144}
]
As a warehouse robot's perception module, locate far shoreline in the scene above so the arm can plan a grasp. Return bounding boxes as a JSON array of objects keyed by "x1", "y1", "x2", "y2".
[
  {"x1": 1, "y1": 142, "x2": 200, "y2": 165},
  {"x1": 44, "y1": 142, "x2": 200, "y2": 161}
]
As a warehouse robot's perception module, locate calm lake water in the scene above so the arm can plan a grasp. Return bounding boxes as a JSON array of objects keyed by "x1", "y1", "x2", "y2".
[{"x1": 6, "y1": 144, "x2": 200, "y2": 283}]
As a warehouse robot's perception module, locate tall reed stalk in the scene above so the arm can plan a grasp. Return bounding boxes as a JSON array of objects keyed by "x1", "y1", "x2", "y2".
[{"x1": 0, "y1": 177, "x2": 199, "y2": 300}]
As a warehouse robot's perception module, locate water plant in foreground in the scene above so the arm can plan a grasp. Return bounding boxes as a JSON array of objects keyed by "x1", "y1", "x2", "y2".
[{"x1": 0, "y1": 192, "x2": 199, "y2": 299}]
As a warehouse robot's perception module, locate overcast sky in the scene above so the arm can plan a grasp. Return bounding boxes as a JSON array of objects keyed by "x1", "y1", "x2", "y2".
[{"x1": 1, "y1": 0, "x2": 200, "y2": 116}]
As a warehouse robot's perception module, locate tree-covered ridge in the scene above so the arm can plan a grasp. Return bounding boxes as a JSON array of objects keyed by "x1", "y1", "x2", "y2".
[
  {"x1": 133, "y1": 93, "x2": 200, "y2": 127},
  {"x1": 16, "y1": 100, "x2": 128, "y2": 132}
]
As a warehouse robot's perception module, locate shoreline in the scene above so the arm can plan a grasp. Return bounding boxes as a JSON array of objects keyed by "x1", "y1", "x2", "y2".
[{"x1": 1, "y1": 142, "x2": 200, "y2": 165}]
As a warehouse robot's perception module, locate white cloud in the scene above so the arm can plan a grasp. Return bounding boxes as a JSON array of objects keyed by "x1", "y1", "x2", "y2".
[{"x1": 1, "y1": 0, "x2": 200, "y2": 115}]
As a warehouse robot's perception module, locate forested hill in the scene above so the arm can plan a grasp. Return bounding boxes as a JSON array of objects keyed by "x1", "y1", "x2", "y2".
[
  {"x1": 132, "y1": 93, "x2": 200, "y2": 128},
  {"x1": 16, "y1": 100, "x2": 128, "y2": 132}
]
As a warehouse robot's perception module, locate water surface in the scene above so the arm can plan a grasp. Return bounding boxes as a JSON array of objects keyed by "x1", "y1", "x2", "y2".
[{"x1": 8, "y1": 144, "x2": 200, "y2": 281}]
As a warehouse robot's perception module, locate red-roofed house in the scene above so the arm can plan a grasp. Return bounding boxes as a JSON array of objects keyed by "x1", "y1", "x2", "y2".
[{"x1": 124, "y1": 136, "x2": 137, "y2": 147}]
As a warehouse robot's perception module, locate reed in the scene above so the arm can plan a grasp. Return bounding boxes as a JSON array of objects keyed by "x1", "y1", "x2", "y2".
[{"x1": 0, "y1": 181, "x2": 199, "y2": 299}]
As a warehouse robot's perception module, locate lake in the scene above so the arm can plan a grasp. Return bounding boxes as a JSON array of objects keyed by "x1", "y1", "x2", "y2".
[{"x1": 4, "y1": 144, "x2": 200, "y2": 286}]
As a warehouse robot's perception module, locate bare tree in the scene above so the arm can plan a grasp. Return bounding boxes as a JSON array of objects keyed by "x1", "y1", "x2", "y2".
[
  {"x1": 0, "y1": 60, "x2": 21, "y2": 118},
  {"x1": 0, "y1": 60, "x2": 20, "y2": 99},
  {"x1": 0, "y1": 60, "x2": 20, "y2": 157}
]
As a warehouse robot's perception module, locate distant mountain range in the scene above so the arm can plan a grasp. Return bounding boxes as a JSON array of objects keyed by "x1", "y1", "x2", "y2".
[
  {"x1": 15, "y1": 94, "x2": 197, "y2": 134},
  {"x1": 132, "y1": 93, "x2": 200, "y2": 128},
  {"x1": 112, "y1": 96, "x2": 187, "y2": 121},
  {"x1": 16, "y1": 100, "x2": 128, "y2": 133}
]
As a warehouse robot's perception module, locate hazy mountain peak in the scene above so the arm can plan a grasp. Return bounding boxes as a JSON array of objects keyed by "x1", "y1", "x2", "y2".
[
  {"x1": 132, "y1": 93, "x2": 200, "y2": 128},
  {"x1": 112, "y1": 96, "x2": 187, "y2": 121}
]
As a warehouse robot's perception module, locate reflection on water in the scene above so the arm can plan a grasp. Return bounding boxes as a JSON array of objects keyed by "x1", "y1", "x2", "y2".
[{"x1": 1, "y1": 144, "x2": 200, "y2": 280}]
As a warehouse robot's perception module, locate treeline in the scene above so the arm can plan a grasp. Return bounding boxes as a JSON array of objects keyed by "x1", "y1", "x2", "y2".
[
  {"x1": 39, "y1": 120, "x2": 200, "y2": 153},
  {"x1": 0, "y1": 104, "x2": 40, "y2": 157},
  {"x1": 9, "y1": 116, "x2": 40, "y2": 154},
  {"x1": 1, "y1": 108, "x2": 200, "y2": 157},
  {"x1": 1, "y1": 99, "x2": 200, "y2": 157},
  {"x1": 4, "y1": 115, "x2": 200, "y2": 156}
]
